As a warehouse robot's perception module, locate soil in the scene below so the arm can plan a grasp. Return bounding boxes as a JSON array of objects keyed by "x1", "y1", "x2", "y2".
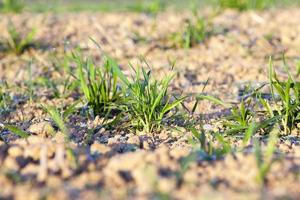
[{"x1": 0, "y1": 8, "x2": 300, "y2": 200}]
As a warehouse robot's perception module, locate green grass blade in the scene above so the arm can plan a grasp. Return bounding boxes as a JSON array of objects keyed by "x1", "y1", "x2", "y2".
[
  {"x1": 5, "y1": 125, "x2": 30, "y2": 138},
  {"x1": 196, "y1": 94, "x2": 230, "y2": 108}
]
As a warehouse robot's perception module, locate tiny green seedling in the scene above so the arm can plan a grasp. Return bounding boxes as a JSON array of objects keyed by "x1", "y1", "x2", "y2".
[
  {"x1": 42, "y1": 104, "x2": 78, "y2": 168},
  {"x1": 26, "y1": 60, "x2": 34, "y2": 102},
  {"x1": 0, "y1": 84, "x2": 11, "y2": 115},
  {"x1": 218, "y1": 0, "x2": 273, "y2": 11},
  {"x1": 224, "y1": 100, "x2": 253, "y2": 135},
  {"x1": 37, "y1": 54, "x2": 79, "y2": 99},
  {"x1": 171, "y1": 14, "x2": 210, "y2": 48},
  {"x1": 41, "y1": 103, "x2": 78, "y2": 140},
  {"x1": 189, "y1": 126, "x2": 231, "y2": 160},
  {"x1": 4, "y1": 23, "x2": 36, "y2": 55},
  {"x1": 254, "y1": 126, "x2": 278, "y2": 185},
  {"x1": 127, "y1": 0, "x2": 165, "y2": 15}
]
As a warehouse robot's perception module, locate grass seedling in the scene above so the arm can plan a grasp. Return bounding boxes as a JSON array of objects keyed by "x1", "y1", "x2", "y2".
[
  {"x1": 218, "y1": 0, "x2": 274, "y2": 11},
  {"x1": 171, "y1": 14, "x2": 210, "y2": 48},
  {"x1": 4, "y1": 23, "x2": 36, "y2": 55},
  {"x1": 113, "y1": 62, "x2": 185, "y2": 133},
  {"x1": 189, "y1": 126, "x2": 231, "y2": 160},
  {"x1": 44, "y1": 53, "x2": 80, "y2": 99},
  {"x1": 42, "y1": 105, "x2": 68, "y2": 135},
  {"x1": 41, "y1": 103, "x2": 78, "y2": 140},
  {"x1": 263, "y1": 57, "x2": 300, "y2": 135},
  {"x1": 0, "y1": 0, "x2": 23, "y2": 13},
  {"x1": 254, "y1": 126, "x2": 278, "y2": 185},
  {"x1": 73, "y1": 52, "x2": 122, "y2": 118},
  {"x1": 224, "y1": 100, "x2": 254, "y2": 135},
  {"x1": 42, "y1": 104, "x2": 78, "y2": 168},
  {"x1": 127, "y1": 0, "x2": 165, "y2": 15},
  {"x1": 296, "y1": 60, "x2": 300, "y2": 77},
  {"x1": 0, "y1": 84, "x2": 11, "y2": 115},
  {"x1": 26, "y1": 60, "x2": 34, "y2": 102}
]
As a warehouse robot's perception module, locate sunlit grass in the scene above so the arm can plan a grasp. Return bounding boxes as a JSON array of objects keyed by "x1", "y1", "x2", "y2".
[
  {"x1": 73, "y1": 51, "x2": 122, "y2": 118},
  {"x1": 113, "y1": 61, "x2": 186, "y2": 133}
]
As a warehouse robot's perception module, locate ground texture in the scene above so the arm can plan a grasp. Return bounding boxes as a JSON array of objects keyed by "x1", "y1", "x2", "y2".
[{"x1": 1, "y1": 8, "x2": 300, "y2": 200}]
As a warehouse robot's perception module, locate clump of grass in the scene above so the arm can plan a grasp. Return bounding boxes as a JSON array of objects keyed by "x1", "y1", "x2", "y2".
[
  {"x1": 73, "y1": 52, "x2": 122, "y2": 118},
  {"x1": 0, "y1": 0, "x2": 23, "y2": 13},
  {"x1": 260, "y1": 57, "x2": 300, "y2": 135},
  {"x1": 171, "y1": 13, "x2": 212, "y2": 48},
  {"x1": 114, "y1": 62, "x2": 185, "y2": 133},
  {"x1": 223, "y1": 57, "x2": 300, "y2": 136},
  {"x1": 3, "y1": 23, "x2": 36, "y2": 55},
  {"x1": 218, "y1": 0, "x2": 273, "y2": 11}
]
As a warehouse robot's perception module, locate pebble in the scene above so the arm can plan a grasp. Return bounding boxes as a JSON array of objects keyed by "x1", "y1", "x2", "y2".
[
  {"x1": 27, "y1": 122, "x2": 54, "y2": 136},
  {"x1": 8, "y1": 146, "x2": 23, "y2": 157},
  {"x1": 127, "y1": 135, "x2": 140, "y2": 146},
  {"x1": 90, "y1": 142, "x2": 110, "y2": 154}
]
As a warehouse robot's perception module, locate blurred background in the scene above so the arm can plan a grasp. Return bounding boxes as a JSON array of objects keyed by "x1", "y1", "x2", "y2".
[{"x1": 1, "y1": 0, "x2": 300, "y2": 13}]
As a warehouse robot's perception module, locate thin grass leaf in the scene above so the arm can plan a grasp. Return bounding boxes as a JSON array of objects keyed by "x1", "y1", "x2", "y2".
[
  {"x1": 5, "y1": 125, "x2": 29, "y2": 138},
  {"x1": 62, "y1": 101, "x2": 79, "y2": 120},
  {"x1": 243, "y1": 122, "x2": 256, "y2": 146},
  {"x1": 196, "y1": 94, "x2": 230, "y2": 108}
]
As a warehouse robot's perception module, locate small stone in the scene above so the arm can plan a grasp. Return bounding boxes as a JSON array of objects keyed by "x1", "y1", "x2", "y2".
[
  {"x1": 127, "y1": 135, "x2": 140, "y2": 146},
  {"x1": 26, "y1": 136, "x2": 44, "y2": 145},
  {"x1": 27, "y1": 122, "x2": 54, "y2": 136},
  {"x1": 158, "y1": 131, "x2": 169, "y2": 140},
  {"x1": 46, "y1": 175, "x2": 63, "y2": 188},
  {"x1": 99, "y1": 135, "x2": 109, "y2": 144},
  {"x1": 8, "y1": 146, "x2": 23, "y2": 157},
  {"x1": 4, "y1": 157, "x2": 19, "y2": 171},
  {"x1": 203, "y1": 124, "x2": 213, "y2": 131},
  {"x1": 157, "y1": 178, "x2": 176, "y2": 194},
  {"x1": 24, "y1": 145, "x2": 40, "y2": 161},
  {"x1": 37, "y1": 145, "x2": 48, "y2": 182},
  {"x1": 142, "y1": 140, "x2": 151, "y2": 150},
  {"x1": 21, "y1": 163, "x2": 39, "y2": 175},
  {"x1": 52, "y1": 132, "x2": 66, "y2": 143},
  {"x1": 170, "y1": 147, "x2": 190, "y2": 159},
  {"x1": 108, "y1": 137, "x2": 118, "y2": 145},
  {"x1": 90, "y1": 142, "x2": 110, "y2": 154}
]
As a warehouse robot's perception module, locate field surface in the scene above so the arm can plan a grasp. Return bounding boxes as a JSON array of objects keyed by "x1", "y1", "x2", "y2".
[{"x1": 1, "y1": 2, "x2": 300, "y2": 200}]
